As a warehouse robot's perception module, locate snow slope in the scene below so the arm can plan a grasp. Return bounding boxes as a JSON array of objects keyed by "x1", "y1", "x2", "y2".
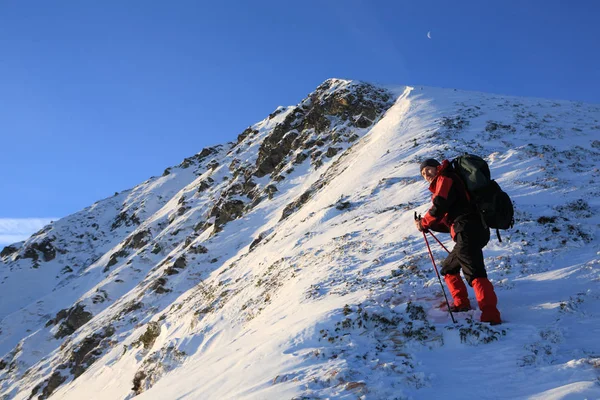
[{"x1": 1, "y1": 80, "x2": 599, "y2": 400}]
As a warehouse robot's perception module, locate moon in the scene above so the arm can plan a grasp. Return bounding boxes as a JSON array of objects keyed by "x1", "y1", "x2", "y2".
[{"x1": 427, "y1": 31, "x2": 432, "y2": 39}]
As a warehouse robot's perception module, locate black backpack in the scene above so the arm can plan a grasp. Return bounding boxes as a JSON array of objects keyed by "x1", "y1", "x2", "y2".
[{"x1": 451, "y1": 154, "x2": 514, "y2": 241}]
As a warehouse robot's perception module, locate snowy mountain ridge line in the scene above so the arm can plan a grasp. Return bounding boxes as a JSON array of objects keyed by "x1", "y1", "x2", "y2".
[{"x1": 1, "y1": 79, "x2": 600, "y2": 399}]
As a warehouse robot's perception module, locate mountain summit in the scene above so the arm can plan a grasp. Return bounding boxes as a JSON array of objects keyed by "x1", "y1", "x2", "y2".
[{"x1": 1, "y1": 80, "x2": 600, "y2": 399}]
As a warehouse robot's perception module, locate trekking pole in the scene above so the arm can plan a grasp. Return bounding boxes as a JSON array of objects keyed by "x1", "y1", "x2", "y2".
[
  {"x1": 428, "y1": 231, "x2": 450, "y2": 254},
  {"x1": 415, "y1": 213, "x2": 456, "y2": 324}
]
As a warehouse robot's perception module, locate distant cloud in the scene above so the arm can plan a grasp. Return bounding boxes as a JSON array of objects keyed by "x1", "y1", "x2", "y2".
[{"x1": 0, "y1": 218, "x2": 56, "y2": 247}]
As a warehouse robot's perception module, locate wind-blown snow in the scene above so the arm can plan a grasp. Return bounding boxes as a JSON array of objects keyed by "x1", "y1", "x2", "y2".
[{"x1": 1, "y1": 81, "x2": 599, "y2": 400}]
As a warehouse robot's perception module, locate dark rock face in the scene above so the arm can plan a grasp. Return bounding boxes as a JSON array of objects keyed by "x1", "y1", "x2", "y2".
[
  {"x1": 197, "y1": 179, "x2": 213, "y2": 193},
  {"x1": 281, "y1": 189, "x2": 316, "y2": 221},
  {"x1": 54, "y1": 304, "x2": 94, "y2": 339},
  {"x1": 210, "y1": 200, "x2": 246, "y2": 231},
  {"x1": 179, "y1": 146, "x2": 221, "y2": 169},
  {"x1": 123, "y1": 229, "x2": 151, "y2": 250},
  {"x1": 136, "y1": 321, "x2": 161, "y2": 350},
  {"x1": 104, "y1": 249, "x2": 129, "y2": 272},
  {"x1": 173, "y1": 256, "x2": 186, "y2": 269},
  {"x1": 325, "y1": 147, "x2": 342, "y2": 158},
  {"x1": 265, "y1": 185, "x2": 278, "y2": 200},
  {"x1": 31, "y1": 371, "x2": 66, "y2": 400},
  {"x1": 254, "y1": 80, "x2": 392, "y2": 178},
  {"x1": 132, "y1": 371, "x2": 148, "y2": 395},
  {"x1": 21, "y1": 238, "x2": 57, "y2": 263},
  {"x1": 69, "y1": 325, "x2": 115, "y2": 378},
  {"x1": 485, "y1": 121, "x2": 516, "y2": 133},
  {"x1": 151, "y1": 277, "x2": 170, "y2": 294},
  {"x1": 236, "y1": 127, "x2": 258, "y2": 145},
  {"x1": 111, "y1": 211, "x2": 141, "y2": 231},
  {"x1": 188, "y1": 245, "x2": 208, "y2": 254},
  {"x1": 0, "y1": 245, "x2": 19, "y2": 258},
  {"x1": 255, "y1": 128, "x2": 299, "y2": 178}
]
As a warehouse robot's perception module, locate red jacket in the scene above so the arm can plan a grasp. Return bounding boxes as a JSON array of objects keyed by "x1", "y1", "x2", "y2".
[{"x1": 420, "y1": 160, "x2": 473, "y2": 239}]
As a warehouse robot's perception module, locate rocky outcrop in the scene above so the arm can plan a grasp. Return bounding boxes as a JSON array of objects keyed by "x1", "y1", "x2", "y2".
[
  {"x1": 29, "y1": 371, "x2": 66, "y2": 400},
  {"x1": 123, "y1": 229, "x2": 151, "y2": 250},
  {"x1": 111, "y1": 211, "x2": 141, "y2": 231},
  {"x1": 135, "y1": 322, "x2": 161, "y2": 350},
  {"x1": 178, "y1": 146, "x2": 221, "y2": 169},
  {"x1": 236, "y1": 127, "x2": 258, "y2": 145},
  {"x1": 20, "y1": 237, "x2": 58, "y2": 263},
  {"x1": 69, "y1": 325, "x2": 116, "y2": 378},
  {"x1": 254, "y1": 80, "x2": 392, "y2": 178},
  {"x1": 209, "y1": 200, "x2": 246, "y2": 232},
  {"x1": 51, "y1": 304, "x2": 94, "y2": 339},
  {"x1": 104, "y1": 249, "x2": 129, "y2": 272},
  {"x1": 0, "y1": 245, "x2": 19, "y2": 259}
]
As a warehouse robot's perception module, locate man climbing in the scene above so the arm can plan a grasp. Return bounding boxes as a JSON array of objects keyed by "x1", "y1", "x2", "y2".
[{"x1": 415, "y1": 158, "x2": 502, "y2": 325}]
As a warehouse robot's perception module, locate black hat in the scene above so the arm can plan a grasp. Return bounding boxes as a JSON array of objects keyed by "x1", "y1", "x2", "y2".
[{"x1": 419, "y1": 158, "x2": 440, "y2": 172}]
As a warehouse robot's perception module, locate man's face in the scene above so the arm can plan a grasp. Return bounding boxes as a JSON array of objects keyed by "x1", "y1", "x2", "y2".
[{"x1": 421, "y1": 166, "x2": 437, "y2": 183}]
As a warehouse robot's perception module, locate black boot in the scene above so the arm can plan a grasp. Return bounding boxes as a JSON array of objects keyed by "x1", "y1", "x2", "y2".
[{"x1": 448, "y1": 305, "x2": 471, "y2": 312}]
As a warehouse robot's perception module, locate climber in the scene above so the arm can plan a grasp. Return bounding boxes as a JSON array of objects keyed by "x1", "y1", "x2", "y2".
[{"x1": 415, "y1": 158, "x2": 502, "y2": 325}]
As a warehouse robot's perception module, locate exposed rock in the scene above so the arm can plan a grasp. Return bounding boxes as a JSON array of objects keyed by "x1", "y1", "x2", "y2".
[
  {"x1": 335, "y1": 201, "x2": 351, "y2": 210},
  {"x1": 54, "y1": 304, "x2": 94, "y2": 339},
  {"x1": 136, "y1": 322, "x2": 161, "y2": 350},
  {"x1": 188, "y1": 245, "x2": 208, "y2": 254},
  {"x1": 21, "y1": 238, "x2": 57, "y2": 263},
  {"x1": 70, "y1": 325, "x2": 115, "y2": 378},
  {"x1": 118, "y1": 301, "x2": 143, "y2": 320},
  {"x1": 210, "y1": 200, "x2": 246, "y2": 231},
  {"x1": 22, "y1": 247, "x2": 39, "y2": 262},
  {"x1": 207, "y1": 160, "x2": 219, "y2": 171},
  {"x1": 173, "y1": 256, "x2": 186, "y2": 269},
  {"x1": 253, "y1": 80, "x2": 391, "y2": 178},
  {"x1": 485, "y1": 121, "x2": 516, "y2": 133},
  {"x1": 265, "y1": 185, "x2": 278, "y2": 200},
  {"x1": 105, "y1": 249, "x2": 129, "y2": 272},
  {"x1": 281, "y1": 189, "x2": 315, "y2": 221},
  {"x1": 255, "y1": 129, "x2": 299, "y2": 178},
  {"x1": 164, "y1": 267, "x2": 180, "y2": 275},
  {"x1": 151, "y1": 277, "x2": 170, "y2": 294},
  {"x1": 0, "y1": 245, "x2": 19, "y2": 258},
  {"x1": 326, "y1": 147, "x2": 342, "y2": 158},
  {"x1": 123, "y1": 229, "x2": 151, "y2": 250},
  {"x1": 268, "y1": 107, "x2": 285, "y2": 119},
  {"x1": 46, "y1": 308, "x2": 69, "y2": 327},
  {"x1": 111, "y1": 211, "x2": 141, "y2": 230},
  {"x1": 179, "y1": 146, "x2": 221, "y2": 169},
  {"x1": 197, "y1": 179, "x2": 212, "y2": 193},
  {"x1": 132, "y1": 371, "x2": 147, "y2": 395},
  {"x1": 176, "y1": 206, "x2": 189, "y2": 216},
  {"x1": 61, "y1": 266, "x2": 74, "y2": 274},
  {"x1": 249, "y1": 231, "x2": 274, "y2": 252},
  {"x1": 32, "y1": 371, "x2": 67, "y2": 400},
  {"x1": 229, "y1": 159, "x2": 241, "y2": 173},
  {"x1": 294, "y1": 152, "x2": 309, "y2": 164},
  {"x1": 223, "y1": 183, "x2": 243, "y2": 197},
  {"x1": 236, "y1": 127, "x2": 258, "y2": 144}
]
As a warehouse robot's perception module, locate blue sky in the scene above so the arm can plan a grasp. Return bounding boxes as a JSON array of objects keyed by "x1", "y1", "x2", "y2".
[{"x1": 1, "y1": 0, "x2": 599, "y2": 245}]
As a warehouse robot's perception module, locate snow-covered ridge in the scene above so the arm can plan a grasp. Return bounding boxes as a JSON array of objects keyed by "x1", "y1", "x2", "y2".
[{"x1": 1, "y1": 80, "x2": 600, "y2": 399}]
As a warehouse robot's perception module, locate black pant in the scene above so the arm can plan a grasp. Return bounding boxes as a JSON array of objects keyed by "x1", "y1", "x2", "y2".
[{"x1": 440, "y1": 216, "x2": 490, "y2": 286}]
